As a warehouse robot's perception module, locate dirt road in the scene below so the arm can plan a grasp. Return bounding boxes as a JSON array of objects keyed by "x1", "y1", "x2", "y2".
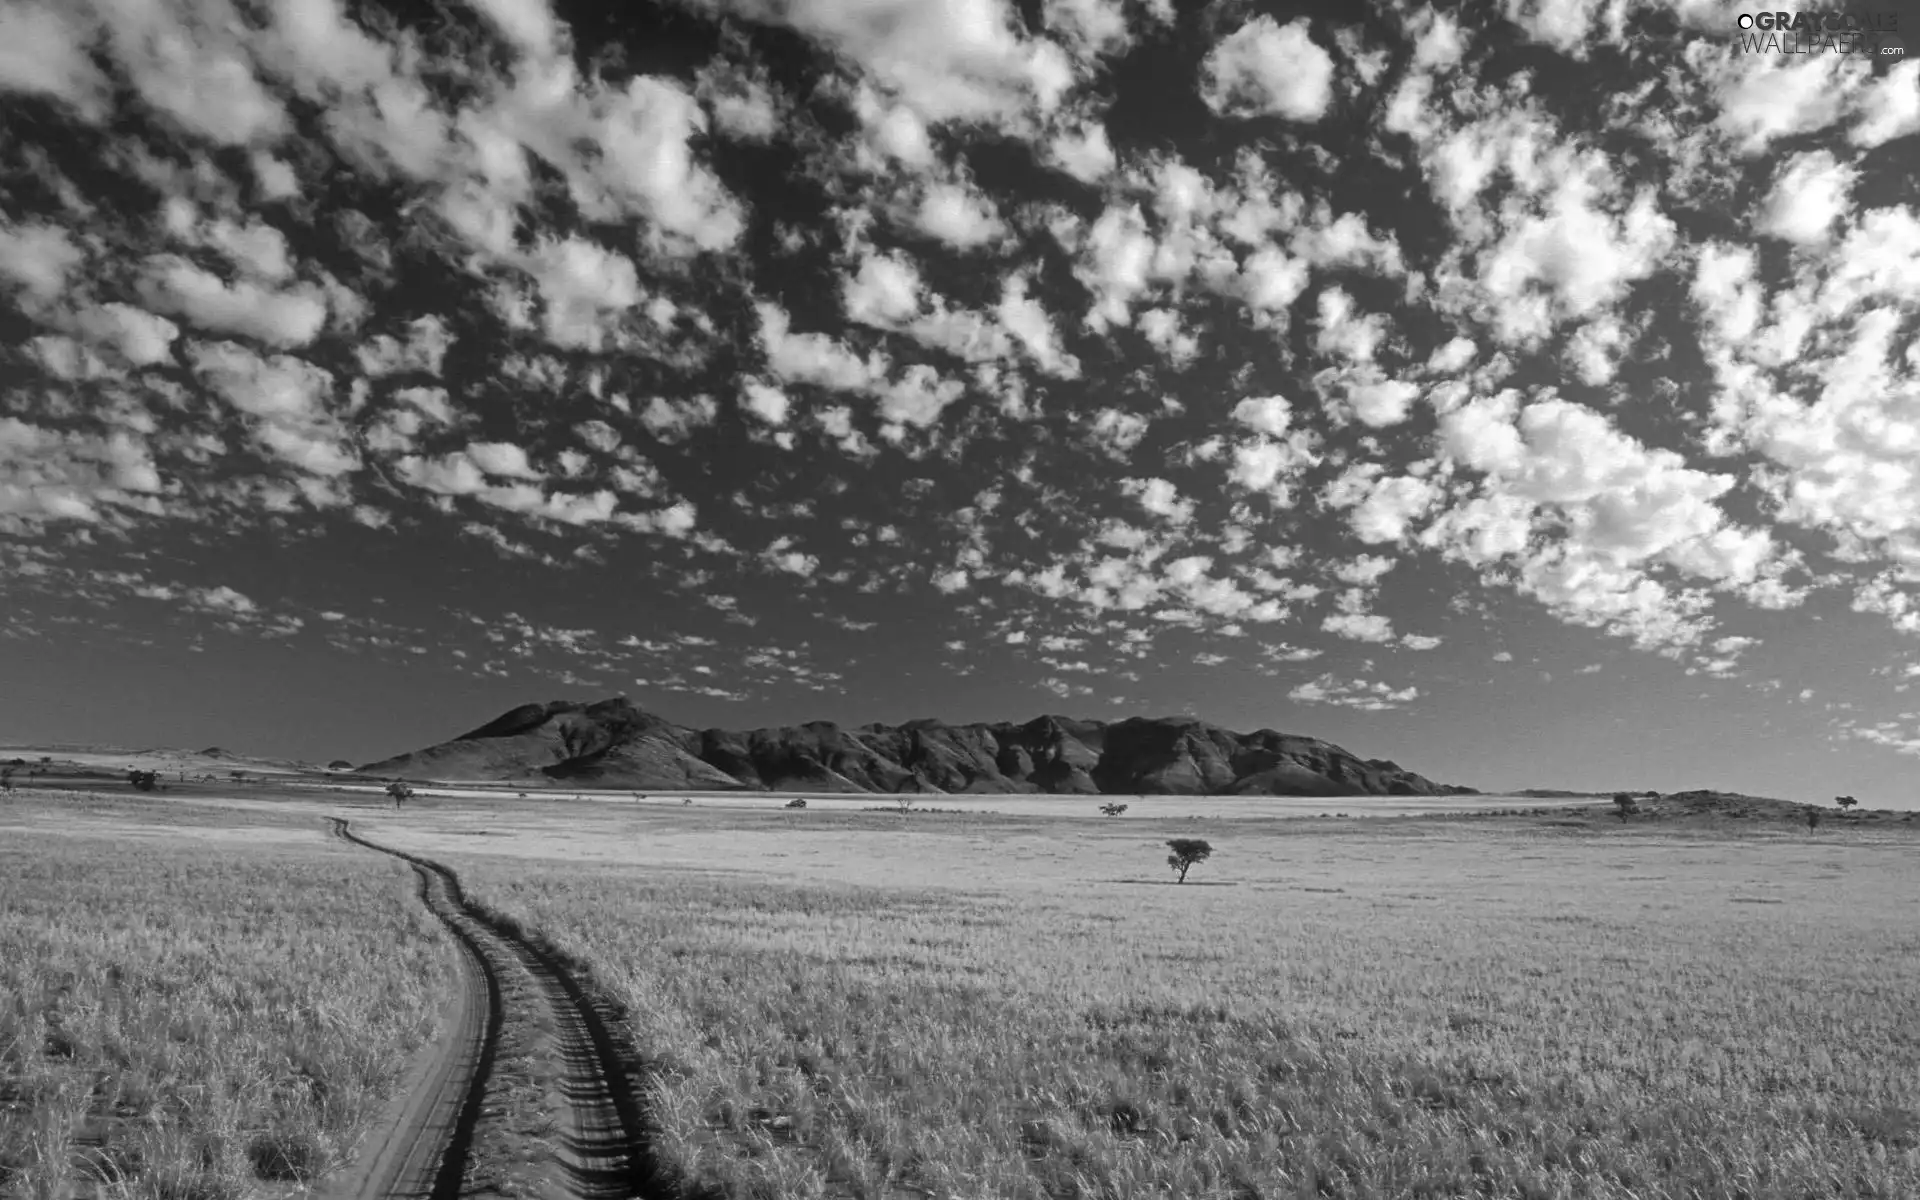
[{"x1": 324, "y1": 818, "x2": 657, "y2": 1199}]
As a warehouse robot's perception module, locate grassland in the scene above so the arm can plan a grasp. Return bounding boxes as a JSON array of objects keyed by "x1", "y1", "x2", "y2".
[
  {"x1": 0, "y1": 800, "x2": 451, "y2": 1199},
  {"x1": 431, "y1": 811, "x2": 1920, "y2": 1200}
]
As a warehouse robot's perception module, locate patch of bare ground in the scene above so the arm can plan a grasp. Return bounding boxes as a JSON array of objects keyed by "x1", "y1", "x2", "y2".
[{"x1": 326, "y1": 821, "x2": 686, "y2": 1200}]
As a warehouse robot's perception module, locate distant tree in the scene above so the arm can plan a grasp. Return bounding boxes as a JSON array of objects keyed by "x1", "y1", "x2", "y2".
[
  {"x1": 1835, "y1": 795, "x2": 1858, "y2": 812},
  {"x1": 1806, "y1": 807, "x2": 1822, "y2": 830},
  {"x1": 1166, "y1": 838, "x2": 1213, "y2": 884},
  {"x1": 1, "y1": 767, "x2": 13, "y2": 793},
  {"x1": 128, "y1": 769, "x2": 159, "y2": 792},
  {"x1": 1612, "y1": 793, "x2": 1639, "y2": 822},
  {"x1": 1100, "y1": 802, "x2": 1128, "y2": 817},
  {"x1": 386, "y1": 781, "x2": 414, "y2": 809},
  {"x1": 39, "y1": 756, "x2": 51, "y2": 765}
]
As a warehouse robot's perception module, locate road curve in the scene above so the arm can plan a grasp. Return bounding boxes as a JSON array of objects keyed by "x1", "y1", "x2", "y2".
[{"x1": 327, "y1": 818, "x2": 658, "y2": 1200}]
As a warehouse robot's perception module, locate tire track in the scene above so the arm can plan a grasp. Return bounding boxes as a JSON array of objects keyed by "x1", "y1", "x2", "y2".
[{"x1": 329, "y1": 818, "x2": 658, "y2": 1200}]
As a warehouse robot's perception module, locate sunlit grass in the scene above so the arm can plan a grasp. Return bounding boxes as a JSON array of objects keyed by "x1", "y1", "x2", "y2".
[
  {"x1": 0, "y1": 825, "x2": 450, "y2": 1198},
  {"x1": 448, "y1": 820, "x2": 1920, "y2": 1199}
]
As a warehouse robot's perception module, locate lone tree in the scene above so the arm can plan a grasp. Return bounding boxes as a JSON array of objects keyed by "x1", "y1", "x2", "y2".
[
  {"x1": 1612, "y1": 792, "x2": 1639, "y2": 822},
  {"x1": 1806, "y1": 806, "x2": 1822, "y2": 830},
  {"x1": 1, "y1": 767, "x2": 13, "y2": 793},
  {"x1": 1100, "y1": 802, "x2": 1129, "y2": 817},
  {"x1": 128, "y1": 769, "x2": 159, "y2": 792},
  {"x1": 1835, "y1": 795, "x2": 1858, "y2": 812},
  {"x1": 1166, "y1": 838, "x2": 1213, "y2": 884},
  {"x1": 386, "y1": 780, "x2": 414, "y2": 809}
]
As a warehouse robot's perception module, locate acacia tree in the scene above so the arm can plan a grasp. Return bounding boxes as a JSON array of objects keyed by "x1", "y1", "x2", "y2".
[
  {"x1": 1806, "y1": 806, "x2": 1822, "y2": 830},
  {"x1": 1612, "y1": 793, "x2": 1639, "y2": 822},
  {"x1": 128, "y1": 769, "x2": 159, "y2": 792},
  {"x1": 386, "y1": 781, "x2": 414, "y2": 809},
  {"x1": 1166, "y1": 838, "x2": 1213, "y2": 884},
  {"x1": 1835, "y1": 795, "x2": 1858, "y2": 812}
]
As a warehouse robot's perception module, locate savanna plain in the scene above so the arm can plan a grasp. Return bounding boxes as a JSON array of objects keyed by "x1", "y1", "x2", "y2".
[{"x1": 4, "y1": 786, "x2": 1918, "y2": 1200}]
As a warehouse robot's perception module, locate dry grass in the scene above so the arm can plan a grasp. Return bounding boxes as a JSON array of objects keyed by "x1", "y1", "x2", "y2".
[
  {"x1": 439, "y1": 816, "x2": 1920, "y2": 1200},
  {"x1": 0, "y1": 821, "x2": 450, "y2": 1199}
]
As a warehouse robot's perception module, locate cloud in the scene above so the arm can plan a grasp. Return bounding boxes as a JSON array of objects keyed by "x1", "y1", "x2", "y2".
[
  {"x1": 914, "y1": 180, "x2": 1008, "y2": 249},
  {"x1": 1754, "y1": 150, "x2": 1856, "y2": 246},
  {"x1": 1231, "y1": 395, "x2": 1294, "y2": 437},
  {"x1": 0, "y1": 418, "x2": 163, "y2": 527},
  {"x1": 466, "y1": 441, "x2": 542, "y2": 479},
  {"x1": 1199, "y1": 16, "x2": 1335, "y2": 122},
  {"x1": 1124, "y1": 477, "x2": 1194, "y2": 525},
  {"x1": 639, "y1": 394, "x2": 718, "y2": 444},
  {"x1": 357, "y1": 315, "x2": 455, "y2": 378},
  {"x1": 742, "y1": 379, "x2": 791, "y2": 426},
  {"x1": 997, "y1": 275, "x2": 1080, "y2": 377},
  {"x1": 138, "y1": 256, "x2": 329, "y2": 348},
  {"x1": 188, "y1": 341, "x2": 358, "y2": 479},
  {"x1": 91, "y1": 0, "x2": 289, "y2": 145},
  {"x1": 843, "y1": 250, "x2": 924, "y2": 328},
  {"x1": 578, "y1": 77, "x2": 748, "y2": 252},
  {"x1": 758, "y1": 301, "x2": 890, "y2": 393},
  {"x1": 1850, "y1": 60, "x2": 1920, "y2": 149},
  {"x1": 1289, "y1": 673, "x2": 1420, "y2": 710},
  {"x1": 1707, "y1": 46, "x2": 1864, "y2": 156},
  {"x1": 693, "y1": 0, "x2": 1068, "y2": 125},
  {"x1": 1047, "y1": 117, "x2": 1117, "y2": 182},
  {"x1": 523, "y1": 235, "x2": 642, "y2": 350},
  {"x1": 62, "y1": 303, "x2": 179, "y2": 367},
  {"x1": 1474, "y1": 172, "x2": 1675, "y2": 346},
  {"x1": 878, "y1": 364, "x2": 965, "y2": 433},
  {"x1": 0, "y1": 3, "x2": 111, "y2": 121},
  {"x1": 0, "y1": 220, "x2": 84, "y2": 305}
]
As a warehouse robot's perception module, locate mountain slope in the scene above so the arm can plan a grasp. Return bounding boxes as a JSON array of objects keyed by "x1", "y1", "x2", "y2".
[{"x1": 359, "y1": 697, "x2": 1476, "y2": 797}]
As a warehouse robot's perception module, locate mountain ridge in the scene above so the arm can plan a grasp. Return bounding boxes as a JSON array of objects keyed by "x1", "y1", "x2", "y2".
[{"x1": 359, "y1": 696, "x2": 1479, "y2": 798}]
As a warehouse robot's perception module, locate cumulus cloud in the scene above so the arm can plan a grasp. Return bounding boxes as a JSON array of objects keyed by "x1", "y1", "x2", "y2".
[
  {"x1": 1753, "y1": 150, "x2": 1856, "y2": 246},
  {"x1": 1289, "y1": 673, "x2": 1419, "y2": 710},
  {"x1": 189, "y1": 341, "x2": 358, "y2": 479},
  {"x1": 0, "y1": 220, "x2": 85, "y2": 305},
  {"x1": 523, "y1": 235, "x2": 642, "y2": 350},
  {"x1": 692, "y1": 0, "x2": 1069, "y2": 125},
  {"x1": 0, "y1": 2, "x2": 112, "y2": 120},
  {"x1": 914, "y1": 180, "x2": 1008, "y2": 249},
  {"x1": 0, "y1": 418, "x2": 163, "y2": 527},
  {"x1": 138, "y1": 256, "x2": 329, "y2": 348},
  {"x1": 1199, "y1": 16, "x2": 1335, "y2": 122}
]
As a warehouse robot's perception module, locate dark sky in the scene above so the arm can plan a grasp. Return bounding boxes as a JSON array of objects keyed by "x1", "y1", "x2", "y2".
[{"x1": 3, "y1": 0, "x2": 1920, "y2": 804}]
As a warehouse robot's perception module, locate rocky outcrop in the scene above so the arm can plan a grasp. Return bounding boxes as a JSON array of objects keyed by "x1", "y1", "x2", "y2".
[{"x1": 361, "y1": 697, "x2": 1475, "y2": 797}]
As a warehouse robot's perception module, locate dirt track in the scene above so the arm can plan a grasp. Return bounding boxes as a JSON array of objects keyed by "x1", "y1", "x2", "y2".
[{"x1": 325, "y1": 818, "x2": 657, "y2": 1199}]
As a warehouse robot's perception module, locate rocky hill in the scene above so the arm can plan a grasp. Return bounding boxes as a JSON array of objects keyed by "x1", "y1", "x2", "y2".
[{"x1": 359, "y1": 697, "x2": 1476, "y2": 797}]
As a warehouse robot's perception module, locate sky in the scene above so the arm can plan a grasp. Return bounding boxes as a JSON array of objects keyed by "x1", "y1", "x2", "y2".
[{"x1": 3, "y1": 0, "x2": 1920, "y2": 805}]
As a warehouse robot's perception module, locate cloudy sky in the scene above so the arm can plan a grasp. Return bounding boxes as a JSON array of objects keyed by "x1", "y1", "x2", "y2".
[{"x1": 3, "y1": 0, "x2": 1920, "y2": 802}]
